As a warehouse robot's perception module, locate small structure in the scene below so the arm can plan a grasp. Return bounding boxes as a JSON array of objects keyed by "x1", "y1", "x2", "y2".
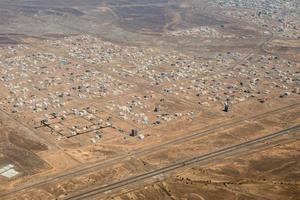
[
  {"x1": 223, "y1": 101, "x2": 230, "y2": 112},
  {"x1": 95, "y1": 131, "x2": 102, "y2": 139},
  {"x1": 154, "y1": 106, "x2": 160, "y2": 112},
  {"x1": 40, "y1": 119, "x2": 48, "y2": 126},
  {"x1": 130, "y1": 129, "x2": 138, "y2": 137},
  {"x1": 0, "y1": 164, "x2": 19, "y2": 179},
  {"x1": 138, "y1": 134, "x2": 145, "y2": 140}
]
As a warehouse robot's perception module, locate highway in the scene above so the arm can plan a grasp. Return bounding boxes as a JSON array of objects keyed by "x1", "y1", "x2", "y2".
[
  {"x1": 0, "y1": 103, "x2": 298, "y2": 198},
  {"x1": 63, "y1": 125, "x2": 300, "y2": 200}
]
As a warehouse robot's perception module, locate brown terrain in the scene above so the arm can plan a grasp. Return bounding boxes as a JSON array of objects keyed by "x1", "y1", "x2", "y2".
[{"x1": 0, "y1": 0, "x2": 299, "y2": 200}]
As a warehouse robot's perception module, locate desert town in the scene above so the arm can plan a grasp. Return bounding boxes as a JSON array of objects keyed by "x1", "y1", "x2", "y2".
[
  {"x1": 0, "y1": 0, "x2": 299, "y2": 199},
  {"x1": 0, "y1": 35, "x2": 298, "y2": 144}
]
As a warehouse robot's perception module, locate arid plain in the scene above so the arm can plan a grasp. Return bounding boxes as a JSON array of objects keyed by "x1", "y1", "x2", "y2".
[{"x1": 0, "y1": 0, "x2": 299, "y2": 200}]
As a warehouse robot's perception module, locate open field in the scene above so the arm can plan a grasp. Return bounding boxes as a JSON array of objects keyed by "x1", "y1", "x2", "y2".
[{"x1": 0, "y1": 0, "x2": 299, "y2": 199}]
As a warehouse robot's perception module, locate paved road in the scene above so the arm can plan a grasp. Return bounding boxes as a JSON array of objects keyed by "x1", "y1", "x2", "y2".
[
  {"x1": 63, "y1": 125, "x2": 300, "y2": 200},
  {"x1": 0, "y1": 103, "x2": 298, "y2": 198}
]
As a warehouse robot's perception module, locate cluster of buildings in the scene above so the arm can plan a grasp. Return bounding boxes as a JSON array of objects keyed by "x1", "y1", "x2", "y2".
[
  {"x1": 166, "y1": 26, "x2": 235, "y2": 39},
  {"x1": 213, "y1": 0, "x2": 299, "y2": 39},
  {"x1": 38, "y1": 107, "x2": 113, "y2": 143},
  {"x1": 0, "y1": 42, "x2": 134, "y2": 115},
  {"x1": 105, "y1": 94, "x2": 194, "y2": 126},
  {"x1": 0, "y1": 34, "x2": 298, "y2": 144}
]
